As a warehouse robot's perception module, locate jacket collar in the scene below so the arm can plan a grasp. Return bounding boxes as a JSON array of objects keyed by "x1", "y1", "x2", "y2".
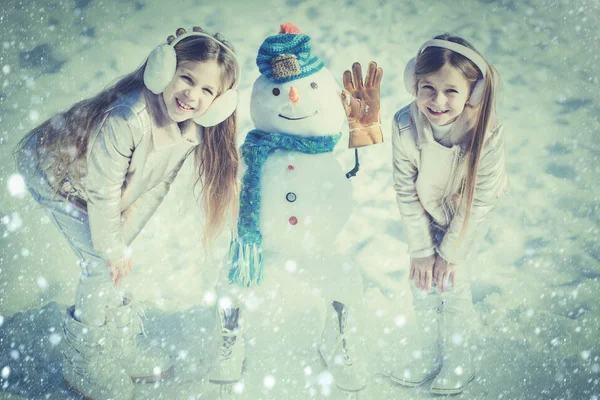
[{"x1": 179, "y1": 119, "x2": 203, "y2": 146}]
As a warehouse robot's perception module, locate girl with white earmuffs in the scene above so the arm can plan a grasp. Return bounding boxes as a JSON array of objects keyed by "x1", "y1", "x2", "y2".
[
  {"x1": 14, "y1": 26, "x2": 240, "y2": 400},
  {"x1": 390, "y1": 33, "x2": 508, "y2": 394}
]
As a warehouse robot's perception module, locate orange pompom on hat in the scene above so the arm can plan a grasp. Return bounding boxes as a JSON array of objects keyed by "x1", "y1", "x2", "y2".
[{"x1": 279, "y1": 22, "x2": 301, "y2": 34}]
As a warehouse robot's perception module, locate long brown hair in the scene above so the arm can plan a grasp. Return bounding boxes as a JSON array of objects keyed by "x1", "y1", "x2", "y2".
[
  {"x1": 414, "y1": 33, "x2": 498, "y2": 237},
  {"x1": 16, "y1": 28, "x2": 239, "y2": 247},
  {"x1": 177, "y1": 32, "x2": 240, "y2": 248}
]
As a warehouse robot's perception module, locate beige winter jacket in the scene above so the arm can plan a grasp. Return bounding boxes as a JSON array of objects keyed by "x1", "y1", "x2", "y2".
[
  {"x1": 56, "y1": 89, "x2": 202, "y2": 260},
  {"x1": 392, "y1": 102, "x2": 508, "y2": 264}
]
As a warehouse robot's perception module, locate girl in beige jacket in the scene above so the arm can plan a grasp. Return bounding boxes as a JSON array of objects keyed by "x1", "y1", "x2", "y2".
[
  {"x1": 14, "y1": 27, "x2": 240, "y2": 400},
  {"x1": 390, "y1": 34, "x2": 508, "y2": 395}
]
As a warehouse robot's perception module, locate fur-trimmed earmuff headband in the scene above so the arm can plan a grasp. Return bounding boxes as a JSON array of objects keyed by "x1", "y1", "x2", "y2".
[
  {"x1": 404, "y1": 39, "x2": 487, "y2": 105},
  {"x1": 143, "y1": 30, "x2": 241, "y2": 127}
]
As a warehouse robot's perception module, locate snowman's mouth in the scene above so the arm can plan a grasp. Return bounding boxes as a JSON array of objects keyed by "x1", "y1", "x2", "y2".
[{"x1": 279, "y1": 111, "x2": 318, "y2": 120}]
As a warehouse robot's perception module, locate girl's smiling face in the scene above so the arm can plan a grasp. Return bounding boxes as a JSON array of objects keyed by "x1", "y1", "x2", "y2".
[
  {"x1": 162, "y1": 60, "x2": 222, "y2": 123},
  {"x1": 416, "y1": 65, "x2": 471, "y2": 126}
]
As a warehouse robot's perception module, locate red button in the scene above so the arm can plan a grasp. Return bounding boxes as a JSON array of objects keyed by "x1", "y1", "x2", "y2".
[
  {"x1": 288, "y1": 165, "x2": 294, "y2": 170},
  {"x1": 289, "y1": 216, "x2": 298, "y2": 225}
]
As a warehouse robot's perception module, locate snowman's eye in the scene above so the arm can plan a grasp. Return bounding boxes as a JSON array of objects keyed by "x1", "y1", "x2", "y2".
[
  {"x1": 310, "y1": 82, "x2": 318, "y2": 89},
  {"x1": 272, "y1": 88, "x2": 280, "y2": 96}
]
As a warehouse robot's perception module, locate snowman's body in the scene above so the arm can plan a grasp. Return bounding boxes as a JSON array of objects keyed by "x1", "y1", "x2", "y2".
[
  {"x1": 259, "y1": 151, "x2": 352, "y2": 256},
  {"x1": 250, "y1": 68, "x2": 353, "y2": 259}
]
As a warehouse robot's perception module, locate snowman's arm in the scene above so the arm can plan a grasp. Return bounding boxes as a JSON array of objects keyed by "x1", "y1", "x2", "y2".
[{"x1": 391, "y1": 117, "x2": 436, "y2": 258}]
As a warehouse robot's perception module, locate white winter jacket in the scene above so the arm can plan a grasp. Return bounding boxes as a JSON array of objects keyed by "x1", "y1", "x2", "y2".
[
  {"x1": 37, "y1": 88, "x2": 202, "y2": 260},
  {"x1": 392, "y1": 102, "x2": 508, "y2": 264}
]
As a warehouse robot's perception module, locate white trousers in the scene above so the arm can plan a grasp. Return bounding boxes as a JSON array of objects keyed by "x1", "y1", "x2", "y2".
[
  {"x1": 18, "y1": 146, "x2": 121, "y2": 326},
  {"x1": 408, "y1": 220, "x2": 490, "y2": 349}
]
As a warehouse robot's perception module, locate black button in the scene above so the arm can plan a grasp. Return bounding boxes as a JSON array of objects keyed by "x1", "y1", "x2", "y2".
[{"x1": 286, "y1": 192, "x2": 296, "y2": 202}]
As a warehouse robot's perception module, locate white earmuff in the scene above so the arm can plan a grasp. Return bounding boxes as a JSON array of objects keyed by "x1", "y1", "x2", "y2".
[
  {"x1": 404, "y1": 39, "x2": 487, "y2": 105},
  {"x1": 468, "y1": 79, "x2": 485, "y2": 105},
  {"x1": 143, "y1": 31, "x2": 241, "y2": 127},
  {"x1": 403, "y1": 57, "x2": 417, "y2": 95},
  {"x1": 193, "y1": 89, "x2": 238, "y2": 127},
  {"x1": 144, "y1": 43, "x2": 178, "y2": 95}
]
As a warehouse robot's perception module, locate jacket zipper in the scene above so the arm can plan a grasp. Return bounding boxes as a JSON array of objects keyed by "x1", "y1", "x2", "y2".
[{"x1": 441, "y1": 148, "x2": 463, "y2": 225}]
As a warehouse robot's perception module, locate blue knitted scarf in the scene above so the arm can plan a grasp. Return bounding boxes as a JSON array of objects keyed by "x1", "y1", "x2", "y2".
[{"x1": 228, "y1": 129, "x2": 342, "y2": 287}]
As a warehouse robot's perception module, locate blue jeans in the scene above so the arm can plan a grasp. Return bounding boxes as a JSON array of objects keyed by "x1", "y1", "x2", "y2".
[{"x1": 17, "y1": 142, "x2": 121, "y2": 326}]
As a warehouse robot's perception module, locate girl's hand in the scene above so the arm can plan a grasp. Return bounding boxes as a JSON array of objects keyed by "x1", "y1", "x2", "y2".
[
  {"x1": 409, "y1": 255, "x2": 436, "y2": 292},
  {"x1": 433, "y1": 255, "x2": 456, "y2": 292},
  {"x1": 108, "y1": 257, "x2": 133, "y2": 287}
]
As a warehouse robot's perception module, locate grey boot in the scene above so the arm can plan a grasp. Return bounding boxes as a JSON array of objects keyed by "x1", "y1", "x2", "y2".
[
  {"x1": 208, "y1": 307, "x2": 245, "y2": 384},
  {"x1": 319, "y1": 301, "x2": 366, "y2": 392},
  {"x1": 391, "y1": 281, "x2": 442, "y2": 387},
  {"x1": 62, "y1": 306, "x2": 134, "y2": 400},
  {"x1": 106, "y1": 294, "x2": 173, "y2": 382},
  {"x1": 430, "y1": 284, "x2": 476, "y2": 395}
]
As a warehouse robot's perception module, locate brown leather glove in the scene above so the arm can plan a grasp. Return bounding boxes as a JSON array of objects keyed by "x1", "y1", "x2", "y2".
[{"x1": 341, "y1": 61, "x2": 384, "y2": 148}]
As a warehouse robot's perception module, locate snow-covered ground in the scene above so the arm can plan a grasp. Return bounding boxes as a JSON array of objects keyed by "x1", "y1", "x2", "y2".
[{"x1": 1, "y1": 0, "x2": 599, "y2": 399}]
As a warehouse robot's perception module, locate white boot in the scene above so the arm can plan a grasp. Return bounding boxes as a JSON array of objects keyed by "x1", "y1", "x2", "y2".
[
  {"x1": 391, "y1": 282, "x2": 442, "y2": 387},
  {"x1": 319, "y1": 301, "x2": 366, "y2": 392},
  {"x1": 430, "y1": 286, "x2": 476, "y2": 395},
  {"x1": 390, "y1": 312, "x2": 441, "y2": 387},
  {"x1": 208, "y1": 307, "x2": 245, "y2": 384},
  {"x1": 62, "y1": 305, "x2": 134, "y2": 400},
  {"x1": 106, "y1": 294, "x2": 173, "y2": 382}
]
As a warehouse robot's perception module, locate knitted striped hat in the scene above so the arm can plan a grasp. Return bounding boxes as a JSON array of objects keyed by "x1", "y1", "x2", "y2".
[{"x1": 256, "y1": 23, "x2": 324, "y2": 83}]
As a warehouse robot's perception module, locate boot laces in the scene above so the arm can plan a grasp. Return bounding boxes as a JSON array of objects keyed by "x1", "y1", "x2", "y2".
[
  {"x1": 130, "y1": 302, "x2": 148, "y2": 337},
  {"x1": 340, "y1": 336, "x2": 354, "y2": 367},
  {"x1": 338, "y1": 308, "x2": 354, "y2": 367},
  {"x1": 218, "y1": 328, "x2": 237, "y2": 361}
]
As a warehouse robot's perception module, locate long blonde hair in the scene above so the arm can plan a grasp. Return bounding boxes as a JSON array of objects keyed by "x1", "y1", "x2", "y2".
[
  {"x1": 16, "y1": 28, "x2": 239, "y2": 247},
  {"x1": 414, "y1": 33, "x2": 499, "y2": 236}
]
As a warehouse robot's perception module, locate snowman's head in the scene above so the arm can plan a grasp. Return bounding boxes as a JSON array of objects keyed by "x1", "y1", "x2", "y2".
[
  {"x1": 250, "y1": 23, "x2": 346, "y2": 136},
  {"x1": 250, "y1": 68, "x2": 346, "y2": 135}
]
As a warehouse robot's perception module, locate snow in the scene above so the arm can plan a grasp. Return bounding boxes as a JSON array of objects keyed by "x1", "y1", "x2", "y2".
[
  {"x1": 0, "y1": 0, "x2": 599, "y2": 399},
  {"x1": 6, "y1": 174, "x2": 26, "y2": 198}
]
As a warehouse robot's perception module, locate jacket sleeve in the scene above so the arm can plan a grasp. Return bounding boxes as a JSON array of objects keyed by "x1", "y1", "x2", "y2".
[
  {"x1": 392, "y1": 113, "x2": 436, "y2": 258},
  {"x1": 437, "y1": 125, "x2": 509, "y2": 264},
  {"x1": 85, "y1": 107, "x2": 141, "y2": 260},
  {"x1": 121, "y1": 157, "x2": 187, "y2": 246}
]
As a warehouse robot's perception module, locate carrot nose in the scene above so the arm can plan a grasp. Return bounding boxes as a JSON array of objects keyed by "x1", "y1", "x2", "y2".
[{"x1": 289, "y1": 86, "x2": 298, "y2": 103}]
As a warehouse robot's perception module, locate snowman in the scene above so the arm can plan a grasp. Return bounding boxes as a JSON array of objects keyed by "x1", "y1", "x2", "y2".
[{"x1": 208, "y1": 23, "x2": 382, "y2": 394}]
